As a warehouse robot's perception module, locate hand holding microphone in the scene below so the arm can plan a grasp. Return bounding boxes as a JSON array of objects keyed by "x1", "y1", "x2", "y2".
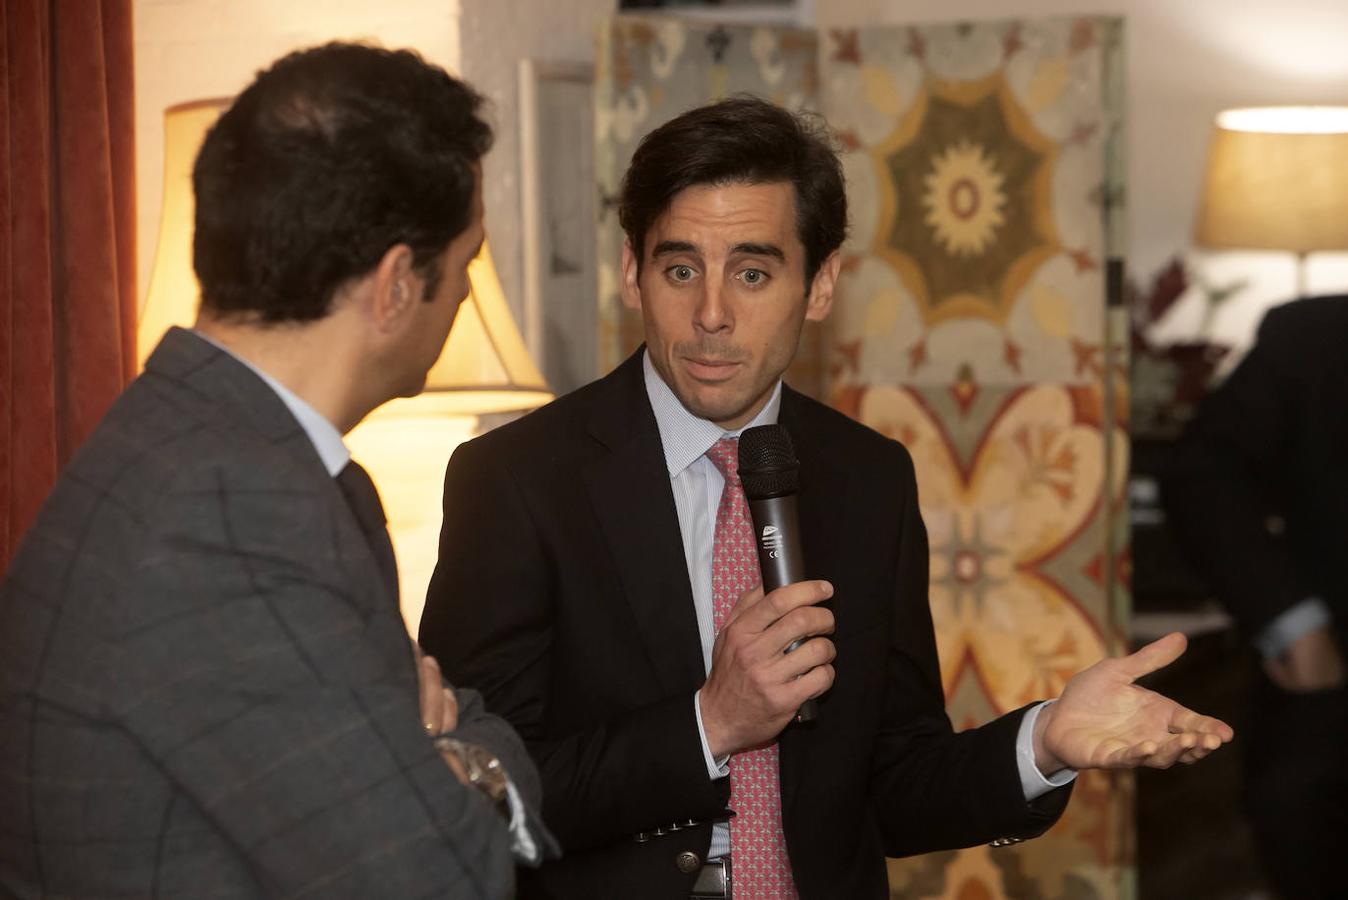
[
  {"x1": 738, "y1": 424, "x2": 825, "y2": 724},
  {"x1": 700, "y1": 425, "x2": 833, "y2": 759}
]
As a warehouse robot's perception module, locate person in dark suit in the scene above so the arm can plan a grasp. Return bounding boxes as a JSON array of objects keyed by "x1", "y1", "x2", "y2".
[
  {"x1": 0, "y1": 43, "x2": 551, "y2": 898},
  {"x1": 420, "y1": 97, "x2": 1233, "y2": 899},
  {"x1": 1165, "y1": 295, "x2": 1348, "y2": 899}
]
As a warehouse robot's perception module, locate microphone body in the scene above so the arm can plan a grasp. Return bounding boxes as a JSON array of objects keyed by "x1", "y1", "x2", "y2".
[
  {"x1": 738, "y1": 425, "x2": 819, "y2": 724},
  {"x1": 747, "y1": 496, "x2": 806, "y2": 591}
]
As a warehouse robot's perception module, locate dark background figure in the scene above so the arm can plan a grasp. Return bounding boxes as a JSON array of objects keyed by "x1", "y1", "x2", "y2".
[
  {"x1": 1165, "y1": 294, "x2": 1348, "y2": 900},
  {"x1": 0, "y1": 42, "x2": 549, "y2": 898}
]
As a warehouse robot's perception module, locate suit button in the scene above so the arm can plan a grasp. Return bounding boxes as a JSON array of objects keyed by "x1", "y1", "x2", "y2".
[{"x1": 676, "y1": 851, "x2": 701, "y2": 873}]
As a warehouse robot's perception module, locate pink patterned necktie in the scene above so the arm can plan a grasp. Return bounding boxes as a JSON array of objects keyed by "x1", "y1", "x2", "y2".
[{"x1": 705, "y1": 437, "x2": 798, "y2": 899}]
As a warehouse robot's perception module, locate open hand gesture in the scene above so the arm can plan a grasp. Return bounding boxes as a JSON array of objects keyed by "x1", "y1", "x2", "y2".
[{"x1": 1034, "y1": 632, "x2": 1234, "y2": 774}]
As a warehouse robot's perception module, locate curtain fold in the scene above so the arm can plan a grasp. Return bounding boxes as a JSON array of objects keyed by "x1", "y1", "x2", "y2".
[{"x1": 1, "y1": 0, "x2": 135, "y2": 568}]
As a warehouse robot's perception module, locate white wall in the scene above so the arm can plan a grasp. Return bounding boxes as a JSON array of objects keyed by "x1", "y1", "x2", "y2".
[
  {"x1": 133, "y1": 0, "x2": 463, "y2": 310},
  {"x1": 456, "y1": 0, "x2": 617, "y2": 332},
  {"x1": 815, "y1": 0, "x2": 1348, "y2": 352}
]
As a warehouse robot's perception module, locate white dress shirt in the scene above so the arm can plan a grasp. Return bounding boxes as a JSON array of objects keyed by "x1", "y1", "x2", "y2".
[{"x1": 639, "y1": 351, "x2": 1074, "y2": 859}]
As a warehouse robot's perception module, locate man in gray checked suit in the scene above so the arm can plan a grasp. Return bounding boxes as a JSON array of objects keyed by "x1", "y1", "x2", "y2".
[{"x1": 0, "y1": 43, "x2": 549, "y2": 898}]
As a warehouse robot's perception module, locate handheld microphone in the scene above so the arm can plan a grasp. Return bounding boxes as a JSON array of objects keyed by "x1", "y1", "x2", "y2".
[{"x1": 738, "y1": 424, "x2": 819, "y2": 724}]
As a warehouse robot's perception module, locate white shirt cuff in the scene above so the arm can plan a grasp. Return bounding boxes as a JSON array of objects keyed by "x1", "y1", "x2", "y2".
[
  {"x1": 1017, "y1": 700, "x2": 1076, "y2": 801},
  {"x1": 694, "y1": 690, "x2": 730, "y2": 779},
  {"x1": 503, "y1": 778, "x2": 540, "y2": 864},
  {"x1": 1256, "y1": 597, "x2": 1333, "y2": 659}
]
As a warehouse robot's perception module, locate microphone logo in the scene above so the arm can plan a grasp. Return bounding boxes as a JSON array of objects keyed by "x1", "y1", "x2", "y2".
[{"x1": 760, "y1": 525, "x2": 784, "y2": 559}]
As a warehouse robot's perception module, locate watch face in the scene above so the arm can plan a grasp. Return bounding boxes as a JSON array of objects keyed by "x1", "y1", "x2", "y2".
[
  {"x1": 466, "y1": 745, "x2": 509, "y2": 803},
  {"x1": 434, "y1": 737, "x2": 509, "y2": 807}
]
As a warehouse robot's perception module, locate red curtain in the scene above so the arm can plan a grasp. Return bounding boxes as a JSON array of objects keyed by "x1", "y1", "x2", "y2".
[{"x1": 1, "y1": 0, "x2": 135, "y2": 568}]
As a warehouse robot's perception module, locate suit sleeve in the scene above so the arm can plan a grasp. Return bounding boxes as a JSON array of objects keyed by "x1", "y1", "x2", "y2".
[
  {"x1": 1163, "y1": 308, "x2": 1306, "y2": 638},
  {"x1": 421, "y1": 439, "x2": 727, "y2": 852},
  {"x1": 118, "y1": 467, "x2": 515, "y2": 899},
  {"x1": 870, "y1": 446, "x2": 1068, "y2": 856}
]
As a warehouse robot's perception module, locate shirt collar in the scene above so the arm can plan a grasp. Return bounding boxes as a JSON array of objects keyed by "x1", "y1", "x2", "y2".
[
  {"x1": 642, "y1": 349, "x2": 781, "y2": 478},
  {"x1": 192, "y1": 329, "x2": 351, "y2": 477}
]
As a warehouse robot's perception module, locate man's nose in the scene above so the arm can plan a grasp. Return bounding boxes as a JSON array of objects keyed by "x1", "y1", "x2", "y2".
[{"x1": 693, "y1": 279, "x2": 731, "y2": 333}]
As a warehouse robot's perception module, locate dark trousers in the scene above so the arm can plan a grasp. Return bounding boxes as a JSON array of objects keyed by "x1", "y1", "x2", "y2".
[{"x1": 1244, "y1": 662, "x2": 1348, "y2": 900}]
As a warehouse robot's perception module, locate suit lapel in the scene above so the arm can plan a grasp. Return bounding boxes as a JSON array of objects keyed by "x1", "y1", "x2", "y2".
[
  {"x1": 582, "y1": 352, "x2": 708, "y2": 696},
  {"x1": 776, "y1": 388, "x2": 839, "y2": 814}
]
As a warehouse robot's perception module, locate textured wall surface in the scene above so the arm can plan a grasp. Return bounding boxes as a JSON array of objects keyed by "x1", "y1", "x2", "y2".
[
  {"x1": 457, "y1": 0, "x2": 616, "y2": 351},
  {"x1": 822, "y1": 17, "x2": 1133, "y2": 898},
  {"x1": 816, "y1": 0, "x2": 1348, "y2": 353}
]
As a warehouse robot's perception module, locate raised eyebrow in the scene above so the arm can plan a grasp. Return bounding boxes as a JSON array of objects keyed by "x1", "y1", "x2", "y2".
[
  {"x1": 651, "y1": 240, "x2": 699, "y2": 259},
  {"x1": 730, "y1": 242, "x2": 786, "y2": 263}
]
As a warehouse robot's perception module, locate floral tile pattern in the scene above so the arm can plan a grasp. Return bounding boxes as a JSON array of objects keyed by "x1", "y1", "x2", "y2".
[
  {"x1": 826, "y1": 16, "x2": 1131, "y2": 900},
  {"x1": 824, "y1": 17, "x2": 1126, "y2": 391}
]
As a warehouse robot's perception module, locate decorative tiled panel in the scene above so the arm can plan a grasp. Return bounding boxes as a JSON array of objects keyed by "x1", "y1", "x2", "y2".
[
  {"x1": 825, "y1": 17, "x2": 1131, "y2": 900},
  {"x1": 824, "y1": 17, "x2": 1125, "y2": 392}
]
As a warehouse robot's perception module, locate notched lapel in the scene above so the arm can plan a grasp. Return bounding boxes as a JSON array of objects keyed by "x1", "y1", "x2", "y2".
[{"x1": 582, "y1": 356, "x2": 707, "y2": 698}]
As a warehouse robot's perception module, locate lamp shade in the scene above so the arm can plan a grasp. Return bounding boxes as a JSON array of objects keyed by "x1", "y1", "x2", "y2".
[
  {"x1": 1195, "y1": 106, "x2": 1348, "y2": 253},
  {"x1": 138, "y1": 100, "x2": 227, "y2": 367},
  {"x1": 138, "y1": 98, "x2": 550, "y2": 417},
  {"x1": 403, "y1": 240, "x2": 552, "y2": 416}
]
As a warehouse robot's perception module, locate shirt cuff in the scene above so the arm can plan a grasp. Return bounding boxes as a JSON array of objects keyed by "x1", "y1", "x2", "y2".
[
  {"x1": 694, "y1": 689, "x2": 730, "y2": 780},
  {"x1": 503, "y1": 778, "x2": 540, "y2": 864},
  {"x1": 1017, "y1": 700, "x2": 1076, "y2": 801},
  {"x1": 1255, "y1": 597, "x2": 1333, "y2": 659}
]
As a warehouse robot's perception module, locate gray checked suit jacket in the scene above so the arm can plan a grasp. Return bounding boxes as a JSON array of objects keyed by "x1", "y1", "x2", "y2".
[{"x1": 0, "y1": 328, "x2": 526, "y2": 898}]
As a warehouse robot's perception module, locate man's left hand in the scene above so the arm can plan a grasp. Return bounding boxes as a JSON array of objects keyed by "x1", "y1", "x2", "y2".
[
  {"x1": 414, "y1": 647, "x2": 471, "y2": 784},
  {"x1": 1033, "y1": 632, "x2": 1234, "y2": 775}
]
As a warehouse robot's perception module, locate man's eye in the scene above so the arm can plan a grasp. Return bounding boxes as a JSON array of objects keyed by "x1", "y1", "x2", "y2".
[
  {"x1": 668, "y1": 265, "x2": 695, "y2": 282},
  {"x1": 740, "y1": 269, "x2": 767, "y2": 286}
]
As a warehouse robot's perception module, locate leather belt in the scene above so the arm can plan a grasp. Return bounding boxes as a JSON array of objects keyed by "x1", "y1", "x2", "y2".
[{"x1": 689, "y1": 858, "x2": 731, "y2": 899}]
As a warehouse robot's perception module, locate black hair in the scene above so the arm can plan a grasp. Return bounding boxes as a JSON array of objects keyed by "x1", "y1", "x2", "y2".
[
  {"x1": 193, "y1": 42, "x2": 493, "y2": 322},
  {"x1": 618, "y1": 95, "x2": 847, "y2": 286}
]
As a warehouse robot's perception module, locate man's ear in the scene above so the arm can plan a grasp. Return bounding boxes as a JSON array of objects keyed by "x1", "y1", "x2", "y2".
[
  {"x1": 620, "y1": 238, "x2": 643, "y2": 312},
  {"x1": 804, "y1": 251, "x2": 842, "y2": 323},
  {"x1": 369, "y1": 243, "x2": 419, "y2": 333}
]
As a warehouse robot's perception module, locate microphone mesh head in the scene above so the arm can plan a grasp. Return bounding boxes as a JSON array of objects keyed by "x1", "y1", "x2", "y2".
[{"x1": 738, "y1": 424, "x2": 799, "y2": 499}]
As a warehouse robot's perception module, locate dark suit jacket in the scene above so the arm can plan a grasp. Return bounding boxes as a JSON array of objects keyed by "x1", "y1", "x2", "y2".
[
  {"x1": 0, "y1": 328, "x2": 524, "y2": 898},
  {"x1": 421, "y1": 349, "x2": 1069, "y2": 899},
  {"x1": 1165, "y1": 296, "x2": 1348, "y2": 641}
]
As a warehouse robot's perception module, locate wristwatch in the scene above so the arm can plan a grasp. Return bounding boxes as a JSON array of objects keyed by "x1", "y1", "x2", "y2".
[{"x1": 433, "y1": 736, "x2": 510, "y2": 818}]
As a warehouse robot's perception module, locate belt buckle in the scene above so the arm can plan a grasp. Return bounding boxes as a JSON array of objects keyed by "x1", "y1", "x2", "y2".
[{"x1": 689, "y1": 857, "x2": 730, "y2": 899}]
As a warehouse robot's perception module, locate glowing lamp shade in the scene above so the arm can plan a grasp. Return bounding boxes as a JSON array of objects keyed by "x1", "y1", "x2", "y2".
[
  {"x1": 403, "y1": 241, "x2": 551, "y2": 416},
  {"x1": 138, "y1": 100, "x2": 227, "y2": 367},
  {"x1": 1195, "y1": 106, "x2": 1348, "y2": 254}
]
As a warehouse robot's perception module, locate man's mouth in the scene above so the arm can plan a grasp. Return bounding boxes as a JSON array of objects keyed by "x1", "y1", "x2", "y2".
[{"x1": 683, "y1": 356, "x2": 742, "y2": 381}]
